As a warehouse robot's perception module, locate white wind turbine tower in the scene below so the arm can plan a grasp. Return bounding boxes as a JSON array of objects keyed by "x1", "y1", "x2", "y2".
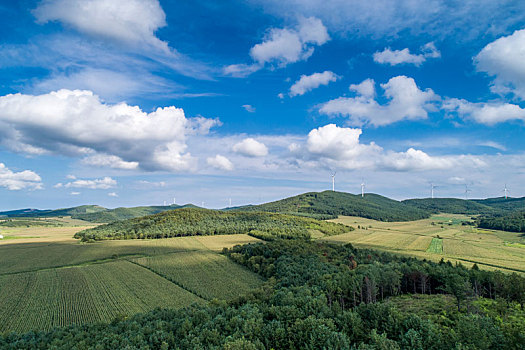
[
  {"x1": 430, "y1": 183, "x2": 438, "y2": 199},
  {"x1": 503, "y1": 184, "x2": 509, "y2": 199},
  {"x1": 330, "y1": 171, "x2": 336, "y2": 192},
  {"x1": 229, "y1": 198, "x2": 232, "y2": 207},
  {"x1": 464, "y1": 184, "x2": 471, "y2": 200},
  {"x1": 361, "y1": 180, "x2": 365, "y2": 198}
]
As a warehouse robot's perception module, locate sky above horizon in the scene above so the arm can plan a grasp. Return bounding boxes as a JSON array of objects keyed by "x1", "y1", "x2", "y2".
[{"x1": 1, "y1": 0, "x2": 525, "y2": 210}]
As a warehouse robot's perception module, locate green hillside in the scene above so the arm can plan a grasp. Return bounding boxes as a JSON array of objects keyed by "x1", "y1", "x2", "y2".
[
  {"x1": 234, "y1": 191, "x2": 431, "y2": 221},
  {"x1": 75, "y1": 208, "x2": 351, "y2": 242},
  {"x1": 71, "y1": 204, "x2": 198, "y2": 222},
  {"x1": 0, "y1": 205, "x2": 106, "y2": 218},
  {"x1": 473, "y1": 197, "x2": 525, "y2": 212},
  {"x1": 402, "y1": 198, "x2": 497, "y2": 215}
]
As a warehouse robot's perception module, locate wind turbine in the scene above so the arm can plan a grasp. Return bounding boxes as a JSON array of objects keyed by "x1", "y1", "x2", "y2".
[
  {"x1": 229, "y1": 198, "x2": 232, "y2": 207},
  {"x1": 430, "y1": 183, "x2": 438, "y2": 199},
  {"x1": 361, "y1": 180, "x2": 365, "y2": 198},
  {"x1": 503, "y1": 184, "x2": 509, "y2": 199},
  {"x1": 464, "y1": 184, "x2": 471, "y2": 200},
  {"x1": 330, "y1": 171, "x2": 336, "y2": 192}
]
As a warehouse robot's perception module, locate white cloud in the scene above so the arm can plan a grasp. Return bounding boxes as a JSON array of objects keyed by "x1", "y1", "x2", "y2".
[
  {"x1": 33, "y1": 0, "x2": 169, "y2": 52},
  {"x1": 373, "y1": 42, "x2": 440, "y2": 66},
  {"x1": 225, "y1": 17, "x2": 329, "y2": 76},
  {"x1": 108, "y1": 192, "x2": 118, "y2": 197},
  {"x1": 232, "y1": 138, "x2": 269, "y2": 157},
  {"x1": 62, "y1": 177, "x2": 117, "y2": 190},
  {"x1": 475, "y1": 29, "x2": 525, "y2": 100},
  {"x1": 242, "y1": 104, "x2": 256, "y2": 113},
  {"x1": 81, "y1": 154, "x2": 139, "y2": 170},
  {"x1": 207, "y1": 155, "x2": 234, "y2": 171},
  {"x1": 0, "y1": 163, "x2": 43, "y2": 191},
  {"x1": 319, "y1": 76, "x2": 438, "y2": 126},
  {"x1": 294, "y1": 124, "x2": 484, "y2": 172},
  {"x1": 349, "y1": 79, "x2": 376, "y2": 98},
  {"x1": 222, "y1": 63, "x2": 261, "y2": 78},
  {"x1": 249, "y1": 0, "x2": 525, "y2": 41},
  {"x1": 70, "y1": 191, "x2": 81, "y2": 195},
  {"x1": 136, "y1": 180, "x2": 166, "y2": 188},
  {"x1": 443, "y1": 98, "x2": 525, "y2": 125},
  {"x1": 0, "y1": 89, "x2": 220, "y2": 172},
  {"x1": 289, "y1": 71, "x2": 339, "y2": 97}
]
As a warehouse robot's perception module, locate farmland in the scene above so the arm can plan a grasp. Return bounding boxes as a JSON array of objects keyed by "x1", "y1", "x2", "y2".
[
  {"x1": 323, "y1": 214, "x2": 525, "y2": 273},
  {"x1": 0, "y1": 222, "x2": 264, "y2": 333}
]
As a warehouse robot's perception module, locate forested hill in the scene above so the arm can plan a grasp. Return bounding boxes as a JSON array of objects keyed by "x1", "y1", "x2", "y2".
[
  {"x1": 0, "y1": 204, "x2": 197, "y2": 223},
  {"x1": 70, "y1": 204, "x2": 198, "y2": 223},
  {"x1": 473, "y1": 197, "x2": 525, "y2": 212},
  {"x1": 74, "y1": 208, "x2": 351, "y2": 242},
  {"x1": 0, "y1": 205, "x2": 106, "y2": 218},
  {"x1": 402, "y1": 198, "x2": 497, "y2": 215},
  {"x1": 232, "y1": 191, "x2": 431, "y2": 221}
]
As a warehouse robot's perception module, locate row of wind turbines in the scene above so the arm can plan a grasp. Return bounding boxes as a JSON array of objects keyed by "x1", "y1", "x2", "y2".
[{"x1": 330, "y1": 172, "x2": 511, "y2": 200}]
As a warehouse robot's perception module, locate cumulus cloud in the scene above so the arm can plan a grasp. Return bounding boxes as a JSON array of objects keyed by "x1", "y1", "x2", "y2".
[
  {"x1": 289, "y1": 71, "x2": 339, "y2": 97},
  {"x1": 319, "y1": 76, "x2": 438, "y2": 126},
  {"x1": 108, "y1": 192, "x2": 118, "y2": 197},
  {"x1": 224, "y1": 17, "x2": 329, "y2": 76},
  {"x1": 0, "y1": 163, "x2": 43, "y2": 190},
  {"x1": 475, "y1": 29, "x2": 525, "y2": 100},
  {"x1": 443, "y1": 98, "x2": 525, "y2": 125},
  {"x1": 207, "y1": 155, "x2": 234, "y2": 171},
  {"x1": 58, "y1": 176, "x2": 117, "y2": 190},
  {"x1": 292, "y1": 124, "x2": 484, "y2": 172},
  {"x1": 373, "y1": 42, "x2": 440, "y2": 66},
  {"x1": 0, "y1": 89, "x2": 220, "y2": 172},
  {"x1": 242, "y1": 104, "x2": 256, "y2": 113},
  {"x1": 232, "y1": 138, "x2": 269, "y2": 157},
  {"x1": 33, "y1": 0, "x2": 169, "y2": 52}
]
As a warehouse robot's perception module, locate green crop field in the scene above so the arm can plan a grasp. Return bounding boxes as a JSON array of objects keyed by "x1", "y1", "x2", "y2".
[
  {"x1": 132, "y1": 250, "x2": 264, "y2": 300},
  {"x1": 426, "y1": 237, "x2": 443, "y2": 253},
  {"x1": 0, "y1": 223, "x2": 264, "y2": 333},
  {"x1": 324, "y1": 214, "x2": 525, "y2": 273},
  {"x1": 0, "y1": 261, "x2": 203, "y2": 334}
]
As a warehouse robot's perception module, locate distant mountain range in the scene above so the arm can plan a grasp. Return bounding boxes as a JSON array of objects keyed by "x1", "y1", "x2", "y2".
[
  {"x1": 0, "y1": 204, "x2": 199, "y2": 223},
  {"x1": 2, "y1": 191, "x2": 524, "y2": 223}
]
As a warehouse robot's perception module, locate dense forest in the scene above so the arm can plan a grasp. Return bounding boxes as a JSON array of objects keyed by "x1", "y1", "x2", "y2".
[
  {"x1": 478, "y1": 211, "x2": 525, "y2": 233},
  {"x1": 74, "y1": 208, "x2": 351, "y2": 242},
  {"x1": 2, "y1": 240, "x2": 523, "y2": 349},
  {"x1": 234, "y1": 191, "x2": 431, "y2": 222},
  {"x1": 402, "y1": 198, "x2": 497, "y2": 215}
]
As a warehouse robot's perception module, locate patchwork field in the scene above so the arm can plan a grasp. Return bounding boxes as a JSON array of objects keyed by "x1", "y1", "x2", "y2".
[
  {"x1": 324, "y1": 214, "x2": 525, "y2": 273},
  {"x1": 0, "y1": 222, "x2": 264, "y2": 333}
]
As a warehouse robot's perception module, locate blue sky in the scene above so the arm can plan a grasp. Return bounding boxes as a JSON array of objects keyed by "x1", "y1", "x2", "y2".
[{"x1": 1, "y1": 0, "x2": 525, "y2": 210}]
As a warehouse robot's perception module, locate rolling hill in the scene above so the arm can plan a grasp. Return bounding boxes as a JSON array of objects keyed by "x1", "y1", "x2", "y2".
[
  {"x1": 402, "y1": 198, "x2": 497, "y2": 215},
  {"x1": 0, "y1": 205, "x2": 106, "y2": 218},
  {"x1": 0, "y1": 204, "x2": 198, "y2": 223},
  {"x1": 74, "y1": 208, "x2": 351, "y2": 242},
  {"x1": 231, "y1": 190, "x2": 431, "y2": 221}
]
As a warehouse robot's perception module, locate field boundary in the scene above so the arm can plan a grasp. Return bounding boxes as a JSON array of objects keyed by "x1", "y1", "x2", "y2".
[{"x1": 128, "y1": 260, "x2": 210, "y2": 301}]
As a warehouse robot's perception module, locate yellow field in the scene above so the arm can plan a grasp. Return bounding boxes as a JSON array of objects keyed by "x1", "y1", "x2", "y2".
[
  {"x1": 323, "y1": 215, "x2": 525, "y2": 273},
  {"x1": 0, "y1": 220, "x2": 264, "y2": 333}
]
